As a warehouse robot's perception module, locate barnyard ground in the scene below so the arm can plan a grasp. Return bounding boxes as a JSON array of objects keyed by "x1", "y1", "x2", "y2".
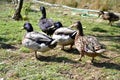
[{"x1": 0, "y1": 1, "x2": 120, "y2": 80}]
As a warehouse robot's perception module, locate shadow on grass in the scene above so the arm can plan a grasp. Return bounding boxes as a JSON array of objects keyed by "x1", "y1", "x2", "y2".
[
  {"x1": 37, "y1": 55, "x2": 78, "y2": 64},
  {"x1": 94, "y1": 35, "x2": 120, "y2": 42},
  {"x1": 63, "y1": 48, "x2": 79, "y2": 54},
  {"x1": 98, "y1": 54, "x2": 110, "y2": 59},
  {"x1": 0, "y1": 37, "x2": 9, "y2": 42},
  {"x1": 0, "y1": 37, "x2": 17, "y2": 49},
  {"x1": 0, "y1": 42, "x2": 17, "y2": 49},
  {"x1": 93, "y1": 61, "x2": 120, "y2": 70},
  {"x1": 91, "y1": 27, "x2": 107, "y2": 33},
  {"x1": 112, "y1": 22, "x2": 120, "y2": 28}
]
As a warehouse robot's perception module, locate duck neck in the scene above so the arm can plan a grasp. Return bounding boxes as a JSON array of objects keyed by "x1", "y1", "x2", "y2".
[
  {"x1": 27, "y1": 29, "x2": 33, "y2": 32},
  {"x1": 41, "y1": 10, "x2": 46, "y2": 19},
  {"x1": 77, "y1": 24, "x2": 84, "y2": 36}
]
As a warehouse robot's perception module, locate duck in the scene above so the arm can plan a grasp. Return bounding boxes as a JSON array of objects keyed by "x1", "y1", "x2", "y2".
[
  {"x1": 70, "y1": 21, "x2": 105, "y2": 62},
  {"x1": 47, "y1": 21, "x2": 63, "y2": 36},
  {"x1": 52, "y1": 22, "x2": 77, "y2": 50},
  {"x1": 38, "y1": 6, "x2": 62, "y2": 36},
  {"x1": 98, "y1": 11, "x2": 119, "y2": 26},
  {"x1": 22, "y1": 22, "x2": 57, "y2": 59}
]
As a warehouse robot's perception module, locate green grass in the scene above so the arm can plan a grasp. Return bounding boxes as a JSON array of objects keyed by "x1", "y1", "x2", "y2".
[{"x1": 0, "y1": 1, "x2": 120, "y2": 80}]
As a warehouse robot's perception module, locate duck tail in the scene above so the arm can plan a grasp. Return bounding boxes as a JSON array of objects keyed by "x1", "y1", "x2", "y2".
[
  {"x1": 95, "y1": 49, "x2": 106, "y2": 53},
  {"x1": 49, "y1": 39, "x2": 58, "y2": 48},
  {"x1": 51, "y1": 39, "x2": 58, "y2": 45},
  {"x1": 70, "y1": 31, "x2": 77, "y2": 39}
]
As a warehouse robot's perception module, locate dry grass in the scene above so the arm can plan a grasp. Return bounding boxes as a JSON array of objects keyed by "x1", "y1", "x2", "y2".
[{"x1": 43, "y1": 0, "x2": 120, "y2": 12}]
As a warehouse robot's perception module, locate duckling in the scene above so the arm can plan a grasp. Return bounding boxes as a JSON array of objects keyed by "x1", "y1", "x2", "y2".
[
  {"x1": 38, "y1": 6, "x2": 57, "y2": 36},
  {"x1": 71, "y1": 21, "x2": 105, "y2": 62},
  {"x1": 22, "y1": 22, "x2": 57, "y2": 59},
  {"x1": 52, "y1": 23, "x2": 77, "y2": 50},
  {"x1": 98, "y1": 11, "x2": 119, "y2": 26}
]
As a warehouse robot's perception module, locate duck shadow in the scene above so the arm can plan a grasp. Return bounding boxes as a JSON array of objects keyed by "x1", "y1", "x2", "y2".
[
  {"x1": 95, "y1": 35, "x2": 120, "y2": 43},
  {"x1": 112, "y1": 22, "x2": 120, "y2": 28},
  {"x1": 0, "y1": 37, "x2": 17, "y2": 49},
  {"x1": 93, "y1": 61, "x2": 120, "y2": 70},
  {"x1": 37, "y1": 55, "x2": 78, "y2": 64},
  {"x1": 98, "y1": 54, "x2": 110, "y2": 59},
  {"x1": 63, "y1": 48, "x2": 79, "y2": 55},
  {"x1": 0, "y1": 42, "x2": 17, "y2": 49},
  {"x1": 91, "y1": 27, "x2": 107, "y2": 33}
]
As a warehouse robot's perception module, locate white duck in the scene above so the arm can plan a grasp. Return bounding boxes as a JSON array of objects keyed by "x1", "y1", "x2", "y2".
[
  {"x1": 22, "y1": 22, "x2": 57, "y2": 59},
  {"x1": 52, "y1": 22, "x2": 77, "y2": 50}
]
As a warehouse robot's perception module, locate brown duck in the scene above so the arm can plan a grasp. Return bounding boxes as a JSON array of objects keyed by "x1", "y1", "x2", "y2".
[
  {"x1": 71, "y1": 21, "x2": 106, "y2": 62},
  {"x1": 99, "y1": 11, "x2": 119, "y2": 26}
]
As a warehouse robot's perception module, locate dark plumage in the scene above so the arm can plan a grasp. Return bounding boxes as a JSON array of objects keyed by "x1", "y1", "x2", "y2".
[
  {"x1": 71, "y1": 21, "x2": 105, "y2": 62},
  {"x1": 38, "y1": 6, "x2": 62, "y2": 36},
  {"x1": 22, "y1": 22, "x2": 57, "y2": 59},
  {"x1": 99, "y1": 11, "x2": 119, "y2": 25},
  {"x1": 47, "y1": 21, "x2": 63, "y2": 36}
]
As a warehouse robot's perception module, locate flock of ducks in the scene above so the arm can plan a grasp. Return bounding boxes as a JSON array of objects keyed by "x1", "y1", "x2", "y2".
[{"x1": 22, "y1": 6, "x2": 119, "y2": 63}]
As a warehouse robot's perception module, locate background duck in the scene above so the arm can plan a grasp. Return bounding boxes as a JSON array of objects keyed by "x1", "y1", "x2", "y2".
[
  {"x1": 52, "y1": 23, "x2": 77, "y2": 50},
  {"x1": 38, "y1": 6, "x2": 62, "y2": 36},
  {"x1": 22, "y1": 22, "x2": 57, "y2": 59},
  {"x1": 71, "y1": 21, "x2": 105, "y2": 62},
  {"x1": 98, "y1": 11, "x2": 119, "y2": 26}
]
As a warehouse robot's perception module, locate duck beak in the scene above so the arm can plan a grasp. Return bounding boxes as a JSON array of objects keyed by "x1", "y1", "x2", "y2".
[
  {"x1": 69, "y1": 24, "x2": 73, "y2": 28},
  {"x1": 69, "y1": 23, "x2": 77, "y2": 28},
  {"x1": 21, "y1": 27, "x2": 24, "y2": 30}
]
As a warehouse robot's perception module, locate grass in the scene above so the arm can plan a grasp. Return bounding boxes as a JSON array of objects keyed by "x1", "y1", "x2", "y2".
[
  {"x1": 0, "y1": 1, "x2": 120, "y2": 80},
  {"x1": 43, "y1": 0, "x2": 120, "y2": 12}
]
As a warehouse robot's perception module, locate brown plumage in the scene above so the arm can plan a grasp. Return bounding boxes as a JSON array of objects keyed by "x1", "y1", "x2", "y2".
[
  {"x1": 99, "y1": 11, "x2": 119, "y2": 26},
  {"x1": 71, "y1": 21, "x2": 105, "y2": 62}
]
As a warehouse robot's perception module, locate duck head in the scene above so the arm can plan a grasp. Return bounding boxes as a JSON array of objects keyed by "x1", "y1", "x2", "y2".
[
  {"x1": 40, "y1": 6, "x2": 46, "y2": 19},
  {"x1": 98, "y1": 11, "x2": 104, "y2": 17},
  {"x1": 70, "y1": 21, "x2": 84, "y2": 36},
  {"x1": 23, "y1": 22, "x2": 33, "y2": 32},
  {"x1": 54, "y1": 21, "x2": 63, "y2": 28}
]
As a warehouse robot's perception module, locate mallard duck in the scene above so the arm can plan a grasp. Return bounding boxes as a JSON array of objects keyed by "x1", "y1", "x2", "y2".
[
  {"x1": 22, "y1": 22, "x2": 57, "y2": 59},
  {"x1": 52, "y1": 23, "x2": 77, "y2": 50},
  {"x1": 98, "y1": 11, "x2": 119, "y2": 25},
  {"x1": 46, "y1": 21, "x2": 63, "y2": 36},
  {"x1": 38, "y1": 6, "x2": 61, "y2": 36},
  {"x1": 71, "y1": 21, "x2": 105, "y2": 62}
]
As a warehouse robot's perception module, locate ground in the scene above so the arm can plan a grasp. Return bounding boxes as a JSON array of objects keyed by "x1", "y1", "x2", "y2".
[{"x1": 0, "y1": 1, "x2": 120, "y2": 80}]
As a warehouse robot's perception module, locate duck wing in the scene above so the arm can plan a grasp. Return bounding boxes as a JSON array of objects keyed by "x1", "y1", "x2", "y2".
[
  {"x1": 54, "y1": 27, "x2": 76, "y2": 35},
  {"x1": 25, "y1": 32, "x2": 53, "y2": 44},
  {"x1": 39, "y1": 18, "x2": 54, "y2": 31},
  {"x1": 84, "y1": 36, "x2": 105, "y2": 53},
  {"x1": 108, "y1": 12, "x2": 119, "y2": 21}
]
